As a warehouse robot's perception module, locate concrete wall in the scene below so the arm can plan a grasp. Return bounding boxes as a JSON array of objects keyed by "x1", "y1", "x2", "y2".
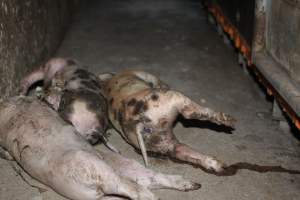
[{"x1": 0, "y1": 0, "x2": 75, "y2": 99}]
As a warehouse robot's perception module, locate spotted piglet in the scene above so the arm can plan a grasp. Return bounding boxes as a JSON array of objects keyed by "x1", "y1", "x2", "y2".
[
  {"x1": 99, "y1": 70, "x2": 236, "y2": 173},
  {"x1": 20, "y1": 58, "x2": 115, "y2": 150}
]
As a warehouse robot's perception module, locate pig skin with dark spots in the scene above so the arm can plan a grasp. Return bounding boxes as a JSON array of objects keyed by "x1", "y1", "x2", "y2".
[
  {"x1": 99, "y1": 70, "x2": 236, "y2": 173},
  {"x1": 20, "y1": 58, "x2": 110, "y2": 146}
]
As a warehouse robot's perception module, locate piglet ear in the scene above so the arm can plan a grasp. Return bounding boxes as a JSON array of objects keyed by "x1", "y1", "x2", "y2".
[
  {"x1": 136, "y1": 123, "x2": 149, "y2": 167},
  {"x1": 98, "y1": 73, "x2": 115, "y2": 81}
]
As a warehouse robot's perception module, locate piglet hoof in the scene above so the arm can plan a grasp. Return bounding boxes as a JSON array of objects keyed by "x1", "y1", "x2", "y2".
[
  {"x1": 204, "y1": 157, "x2": 226, "y2": 173},
  {"x1": 217, "y1": 113, "x2": 236, "y2": 128},
  {"x1": 186, "y1": 182, "x2": 202, "y2": 191},
  {"x1": 160, "y1": 174, "x2": 201, "y2": 191},
  {"x1": 35, "y1": 87, "x2": 44, "y2": 98},
  {"x1": 172, "y1": 176, "x2": 201, "y2": 191}
]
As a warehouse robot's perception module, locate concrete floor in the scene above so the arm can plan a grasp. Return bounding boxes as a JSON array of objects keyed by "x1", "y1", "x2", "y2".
[{"x1": 1, "y1": 0, "x2": 300, "y2": 199}]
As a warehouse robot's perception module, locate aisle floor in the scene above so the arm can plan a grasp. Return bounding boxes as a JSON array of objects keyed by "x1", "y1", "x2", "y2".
[{"x1": 1, "y1": 0, "x2": 299, "y2": 199}]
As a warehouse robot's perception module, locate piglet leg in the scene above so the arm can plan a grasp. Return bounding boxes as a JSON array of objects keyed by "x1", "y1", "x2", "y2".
[
  {"x1": 170, "y1": 143, "x2": 226, "y2": 173},
  {"x1": 19, "y1": 67, "x2": 45, "y2": 95},
  {"x1": 8, "y1": 160, "x2": 49, "y2": 193},
  {"x1": 171, "y1": 91, "x2": 235, "y2": 127},
  {"x1": 101, "y1": 135, "x2": 121, "y2": 154},
  {"x1": 132, "y1": 71, "x2": 169, "y2": 89},
  {"x1": 0, "y1": 147, "x2": 14, "y2": 160},
  {"x1": 100, "y1": 149, "x2": 201, "y2": 191},
  {"x1": 101, "y1": 197, "x2": 126, "y2": 200},
  {"x1": 19, "y1": 58, "x2": 69, "y2": 95},
  {"x1": 1, "y1": 146, "x2": 48, "y2": 191}
]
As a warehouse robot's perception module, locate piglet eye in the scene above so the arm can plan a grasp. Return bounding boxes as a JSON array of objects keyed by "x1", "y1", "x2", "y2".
[{"x1": 143, "y1": 127, "x2": 152, "y2": 134}]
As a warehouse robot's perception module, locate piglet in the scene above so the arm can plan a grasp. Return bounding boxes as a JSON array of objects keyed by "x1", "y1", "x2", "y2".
[
  {"x1": 99, "y1": 70, "x2": 235, "y2": 173},
  {"x1": 0, "y1": 96, "x2": 155, "y2": 200},
  {"x1": 20, "y1": 58, "x2": 113, "y2": 149},
  {"x1": 0, "y1": 96, "x2": 201, "y2": 200}
]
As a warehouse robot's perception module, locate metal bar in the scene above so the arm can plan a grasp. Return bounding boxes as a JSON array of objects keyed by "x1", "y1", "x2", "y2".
[{"x1": 204, "y1": 1, "x2": 300, "y2": 130}]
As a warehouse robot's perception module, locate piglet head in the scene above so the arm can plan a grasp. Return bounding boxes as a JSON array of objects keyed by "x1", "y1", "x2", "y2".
[{"x1": 139, "y1": 118, "x2": 178, "y2": 155}]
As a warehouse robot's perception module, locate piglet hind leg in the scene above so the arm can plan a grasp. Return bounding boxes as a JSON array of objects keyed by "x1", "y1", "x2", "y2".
[
  {"x1": 165, "y1": 91, "x2": 234, "y2": 173},
  {"x1": 170, "y1": 143, "x2": 226, "y2": 173},
  {"x1": 51, "y1": 150, "x2": 157, "y2": 200},
  {"x1": 100, "y1": 197, "x2": 127, "y2": 200},
  {"x1": 100, "y1": 149, "x2": 201, "y2": 191},
  {"x1": 0, "y1": 147, "x2": 14, "y2": 160},
  {"x1": 8, "y1": 160, "x2": 49, "y2": 193},
  {"x1": 0, "y1": 147, "x2": 48, "y2": 192}
]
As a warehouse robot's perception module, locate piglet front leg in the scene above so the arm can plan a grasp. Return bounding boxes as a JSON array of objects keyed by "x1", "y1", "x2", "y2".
[{"x1": 171, "y1": 91, "x2": 235, "y2": 128}]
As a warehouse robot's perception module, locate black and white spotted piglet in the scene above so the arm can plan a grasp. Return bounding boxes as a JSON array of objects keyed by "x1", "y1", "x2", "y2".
[{"x1": 20, "y1": 58, "x2": 115, "y2": 150}]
